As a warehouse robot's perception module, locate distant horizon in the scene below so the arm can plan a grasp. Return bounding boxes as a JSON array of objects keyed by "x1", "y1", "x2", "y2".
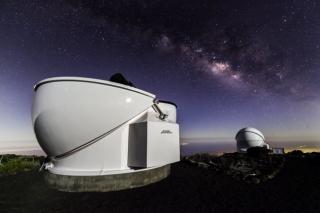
[
  {"x1": 1, "y1": 139, "x2": 320, "y2": 157},
  {"x1": 1, "y1": 137, "x2": 320, "y2": 145}
]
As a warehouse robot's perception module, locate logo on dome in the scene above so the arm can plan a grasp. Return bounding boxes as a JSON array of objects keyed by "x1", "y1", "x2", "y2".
[{"x1": 161, "y1": 130, "x2": 172, "y2": 134}]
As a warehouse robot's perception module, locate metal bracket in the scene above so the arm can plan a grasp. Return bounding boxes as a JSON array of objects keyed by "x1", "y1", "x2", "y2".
[{"x1": 152, "y1": 99, "x2": 168, "y2": 120}]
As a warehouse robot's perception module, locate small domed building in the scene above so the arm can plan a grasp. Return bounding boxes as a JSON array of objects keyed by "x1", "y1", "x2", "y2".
[{"x1": 236, "y1": 127, "x2": 270, "y2": 153}]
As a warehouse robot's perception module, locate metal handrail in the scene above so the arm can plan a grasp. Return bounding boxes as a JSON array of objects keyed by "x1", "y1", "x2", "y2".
[
  {"x1": 49, "y1": 99, "x2": 167, "y2": 161},
  {"x1": 52, "y1": 106, "x2": 152, "y2": 160},
  {"x1": 152, "y1": 99, "x2": 168, "y2": 120}
]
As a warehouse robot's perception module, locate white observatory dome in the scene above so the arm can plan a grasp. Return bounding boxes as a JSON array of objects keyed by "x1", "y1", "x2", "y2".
[
  {"x1": 32, "y1": 76, "x2": 180, "y2": 177},
  {"x1": 236, "y1": 127, "x2": 269, "y2": 152}
]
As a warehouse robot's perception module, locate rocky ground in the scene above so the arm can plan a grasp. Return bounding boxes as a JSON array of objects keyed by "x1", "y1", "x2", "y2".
[
  {"x1": 184, "y1": 147, "x2": 286, "y2": 184},
  {"x1": 0, "y1": 151, "x2": 320, "y2": 213}
]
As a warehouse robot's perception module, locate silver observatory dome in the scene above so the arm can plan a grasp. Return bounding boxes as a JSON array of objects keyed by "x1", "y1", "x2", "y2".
[{"x1": 236, "y1": 127, "x2": 269, "y2": 153}]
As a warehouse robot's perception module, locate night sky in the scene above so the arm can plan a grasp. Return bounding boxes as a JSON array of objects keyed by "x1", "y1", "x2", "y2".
[{"x1": 1, "y1": 0, "x2": 320, "y2": 148}]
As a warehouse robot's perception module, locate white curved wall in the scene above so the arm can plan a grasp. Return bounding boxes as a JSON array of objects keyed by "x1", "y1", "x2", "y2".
[{"x1": 32, "y1": 80, "x2": 155, "y2": 157}]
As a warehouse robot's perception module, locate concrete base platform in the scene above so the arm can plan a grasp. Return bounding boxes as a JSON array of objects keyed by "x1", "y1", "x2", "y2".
[{"x1": 44, "y1": 165, "x2": 170, "y2": 192}]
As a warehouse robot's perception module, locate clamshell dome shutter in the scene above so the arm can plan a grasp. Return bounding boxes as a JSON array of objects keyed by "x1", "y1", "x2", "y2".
[{"x1": 236, "y1": 127, "x2": 266, "y2": 152}]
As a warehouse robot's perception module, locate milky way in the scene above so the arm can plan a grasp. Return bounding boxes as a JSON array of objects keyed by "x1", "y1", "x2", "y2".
[
  {"x1": 1, "y1": 0, "x2": 320, "y2": 143},
  {"x1": 67, "y1": 0, "x2": 320, "y2": 100}
]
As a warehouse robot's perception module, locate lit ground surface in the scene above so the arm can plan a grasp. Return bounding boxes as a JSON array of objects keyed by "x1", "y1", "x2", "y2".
[{"x1": 0, "y1": 155, "x2": 320, "y2": 213}]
